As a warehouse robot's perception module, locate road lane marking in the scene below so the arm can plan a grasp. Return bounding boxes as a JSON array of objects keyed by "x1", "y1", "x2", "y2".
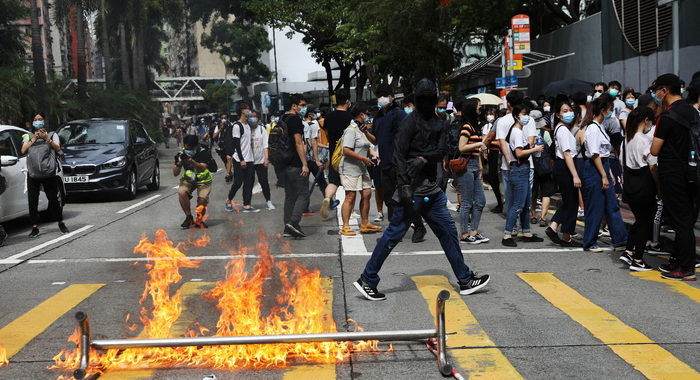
[
  {"x1": 546, "y1": 209, "x2": 585, "y2": 227},
  {"x1": 116, "y1": 194, "x2": 162, "y2": 214},
  {"x1": 629, "y1": 271, "x2": 700, "y2": 303},
  {"x1": 100, "y1": 281, "x2": 214, "y2": 380},
  {"x1": 0, "y1": 225, "x2": 94, "y2": 264},
  {"x1": 25, "y1": 253, "x2": 338, "y2": 264},
  {"x1": 335, "y1": 187, "x2": 369, "y2": 255},
  {"x1": 412, "y1": 275, "x2": 524, "y2": 379},
  {"x1": 343, "y1": 247, "x2": 581, "y2": 256},
  {"x1": 518, "y1": 273, "x2": 700, "y2": 379},
  {"x1": 283, "y1": 277, "x2": 336, "y2": 379},
  {"x1": 0, "y1": 283, "x2": 104, "y2": 360}
]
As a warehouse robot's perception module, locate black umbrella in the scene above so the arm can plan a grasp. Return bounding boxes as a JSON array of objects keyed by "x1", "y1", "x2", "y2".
[{"x1": 542, "y1": 79, "x2": 594, "y2": 97}]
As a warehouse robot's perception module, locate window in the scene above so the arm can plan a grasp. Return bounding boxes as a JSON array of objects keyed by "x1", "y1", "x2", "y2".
[
  {"x1": 58, "y1": 122, "x2": 127, "y2": 145},
  {"x1": 612, "y1": 0, "x2": 673, "y2": 55},
  {"x1": 0, "y1": 131, "x2": 18, "y2": 157},
  {"x1": 8, "y1": 130, "x2": 27, "y2": 157}
]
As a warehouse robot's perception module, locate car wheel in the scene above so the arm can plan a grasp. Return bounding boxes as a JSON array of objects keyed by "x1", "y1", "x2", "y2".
[
  {"x1": 146, "y1": 163, "x2": 160, "y2": 191},
  {"x1": 124, "y1": 169, "x2": 137, "y2": 200}
]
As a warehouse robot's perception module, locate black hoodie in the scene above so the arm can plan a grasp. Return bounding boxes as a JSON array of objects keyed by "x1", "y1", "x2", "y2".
[{"x1": 392, "y1": 78, "x2": 447, "y2": 197}]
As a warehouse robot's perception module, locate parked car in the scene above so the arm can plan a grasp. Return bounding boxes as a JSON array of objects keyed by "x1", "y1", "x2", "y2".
[
  {"x1": 0, "y1": 125, "x2": 65, "y2": 223},
  {"x1": 56, "y1": 119, "x2": 160, "y2": 200}
]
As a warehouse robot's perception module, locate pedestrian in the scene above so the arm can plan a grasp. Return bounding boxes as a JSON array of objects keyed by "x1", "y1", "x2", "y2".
[
  {"x1": 546, "y1": 101, "x2": 583, "y2": 247},
  {"x1": 481, "y1": 108, "x2": 503, "y2": 213},
  {"x1": 618, "y1": 106, "x2": 657, "y2": 271},
  {"x1": 173, "y1": 135, "x2": 213, "y2": 229},
  {"x1": 529, "y1": 109, "x2": 556, "y2": 227},
  {"x1": 457, "y1": 98, "x2": 488, "y2": 244},
  {"x1": 650, "y1": 74, "x2": 698, "y2": 280},
  {"x1": 225, "y1": 103, "x2": 259, "y2": 213},
  {"x1": 302, "y1": 106, "x2": 328, "y2": 214},
  {"x1": 21, "y1": 112, "x2": 69, "y2": 238},
  {"x1": 281, "y1": 94, "x2": 311, "y2": 238},
  {"x1": 214, "y1": 113, "x2": 234, "y2": 183},
  {"x1": 579, "y1": 97, "x2": 628, "y2": 252},
  {"x1": 249, "y1": 111, "x2": 275, "y2": 210},
  {"x1": 320, "y1": 89, "x2": 352, "y2": 219},
  {"x1": 339, "y1": 103, "x2": 382, "y2": 236},
  {"x1": 197, "y1": 118, "x2": 210, "y2": 148},
  {"x1": 619, "y1": 88, "x2": 637, "y2": 130},
  {"x1": 501, "y1": 104, "x2": 545, "y2": 247},
  {"x1": 353, "y1": 78, "x2": 490, "y2": 301},
  {"x1": 371, "y1": 84, "x2": 403, "y2": 223},
  {"x1": 174, "y1": 125, "x2": 183, "y2": 148},
  {"x1": 266, "y1": 114, "x2": 286, "y2": 188}
]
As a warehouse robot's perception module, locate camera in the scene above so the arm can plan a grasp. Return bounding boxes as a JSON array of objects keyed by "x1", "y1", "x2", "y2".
[
  {"x1": 370, "y1": 156, "x2": 379, "y2": 166},
  {"x1": 175, "y1": 152, "x2": 191, "y2": 165}
]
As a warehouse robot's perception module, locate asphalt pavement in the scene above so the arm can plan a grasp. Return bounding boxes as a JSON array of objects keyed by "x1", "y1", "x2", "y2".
[{"x1": 0, "y1": 144, "x2": 698, "y2": 379}]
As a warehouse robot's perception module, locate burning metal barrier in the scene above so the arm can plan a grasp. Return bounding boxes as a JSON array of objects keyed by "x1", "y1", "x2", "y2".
[{"x1": 72, "y1": 289, "x2": 453, "y2": 379}]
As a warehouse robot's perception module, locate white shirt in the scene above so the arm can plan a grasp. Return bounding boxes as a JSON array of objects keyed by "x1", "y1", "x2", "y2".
[
  {"x1": 584, "y1": 121, "x2": 613, "y2": 158},
  {"x1": 623, "y1": 130, "x2": 657, "y2": 170},
  {"x1": 553, "y1": 124, "x2": 578, "y2": 159},
  {"x1": 508, "y1": 127, "x2": 528, "y2": 163},
  {"x1": 231, "y1": 121, "x2": 254, "y2": 162},
  {"x1": 613, "y1": 98, "x2": 626, "y2": 117},
  {"x1": 496, "y1": 113, "x2": 536, "y2": 170},
  {"x1": 251, "y1": 125, "x2": 269, "y2": 165}
]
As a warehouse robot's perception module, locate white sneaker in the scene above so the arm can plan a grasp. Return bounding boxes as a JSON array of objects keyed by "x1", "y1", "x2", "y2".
[{"x1": 266, "y1": 200, "x2": 276, "y2": 210}]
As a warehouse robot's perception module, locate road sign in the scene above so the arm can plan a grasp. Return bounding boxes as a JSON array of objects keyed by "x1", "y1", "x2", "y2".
[
  {"x1": 496, "y1": 77, "x2": 506, "y2": 89},
  {"x1": 511, "y1": 14, "x2": 531, "y2": 54},
  {"x1": 507, "y1": 76, "x2": 518, "y2": 88}
]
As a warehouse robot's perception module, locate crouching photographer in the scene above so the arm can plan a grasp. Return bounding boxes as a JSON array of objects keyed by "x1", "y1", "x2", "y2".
[{"x1": 173, "y1": 135, "x2": 213, "y2": 229}]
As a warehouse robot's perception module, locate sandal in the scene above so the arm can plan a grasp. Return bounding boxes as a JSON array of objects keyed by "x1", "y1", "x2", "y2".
[
  {"x1": 360, "y1": 223, "x2": 383, "y2": 233},
  {"x1": 339, "y1": 226, "x2": 357, "y2": 236}
]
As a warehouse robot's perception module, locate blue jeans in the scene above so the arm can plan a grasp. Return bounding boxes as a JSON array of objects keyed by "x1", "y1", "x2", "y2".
[
  {"x1": 504, "y1": 165, "x2": 531, "y2": 235},
  {"x1": 361, "y1": 191, "x2": 474, "y2": 288},
  {"x1": 458, "y1": 159, "x2": 485, "y2": 234},
  {"x1": 580, "y1": 159, "x2": 628, "y2": 249},
  {"x1": 502, "y1": 167, "x2": 533, "y2": 233}
]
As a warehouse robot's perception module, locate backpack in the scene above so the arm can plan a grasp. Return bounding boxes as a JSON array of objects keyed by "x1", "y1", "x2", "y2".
[
  {"x1": 533, "y1": 129, "x2": 553, "y2": 176},
  {"x1": 331, "y1": 134, "x2": 344, "y2": 171},
  {"x1": 204, "y1": 147, "x2": 218, "y2": 173},
  {"x1": 446, "y1": 117, "x2": 462, "y2": 158},
  {"x1": 268, "y1": 114, "x2": 294, "y2": 166},
  {"x1": 663, "y1": 107, "x2": 700, "y2": 184},
  {"x1": 27, "y1": 132, "x2": 59, "y2": 179}
]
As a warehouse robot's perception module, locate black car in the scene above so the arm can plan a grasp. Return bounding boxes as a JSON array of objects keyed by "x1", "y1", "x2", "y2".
[{"x1": 57, "y1": 119, "x2": 160, "y2": 199}]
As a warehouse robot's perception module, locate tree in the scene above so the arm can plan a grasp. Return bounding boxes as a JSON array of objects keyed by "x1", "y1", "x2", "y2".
[
  {"x1": 201, "y1": 18, "x2": 272, "y2": 103},
  {"x1": 0, "y1": 0, "x2": 27, "y2": 68},
  {"x1": 99, "y1": 0, "x2": 114, "y2": 88},
  {"x1": 202, "y1": 82, "x2": 236, "y2": 113},
  {"x1": 29, "y1": 0, "x2": 49, "y2": 113}
]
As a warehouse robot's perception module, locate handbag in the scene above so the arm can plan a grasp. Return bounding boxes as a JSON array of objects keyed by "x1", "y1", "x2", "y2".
[
  {"x1": 448, "y1": 156, "x2": 468, "y2": 174},
  {"x1": 621, "y1": 139, "x2": 656, "y2": 204}
]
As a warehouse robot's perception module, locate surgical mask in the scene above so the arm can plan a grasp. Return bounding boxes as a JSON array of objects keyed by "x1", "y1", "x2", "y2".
[
  {"x1": 519, "y1": 115, "x2": 530, "y2": 126},
  {"x1": 608, "y1": 89, "x2": 620, "y2": 97},
  {"x1": 625, "y1": 99, "x2": 636, "y2": 107},
  {"x1": 312, "y1": 114, "x2": 319, "y2": 120},
  {"x1": 652, "y1": 92, "x2": 663, "y2": 105},
  {"x1": 32, "y1": 120, "x2": 45, "y2": 129},
  {"x1": 404, "y1": 107, "x2": 414, "y2": 115},
  {"x1": 562, "y1": 112, "x2": 575, "y2": 124},
  {"x1": 543, "y1": 106, "x2": 551, "y2": 113},
  {"x1": 184, "y1": 149, "x2": 196, "y2": 156},
  {"x1": 248, "y1": 117, "x2": 258, "y2": 125},
  {"x1": 378, "y1": 96, "x2": 391, "y2": 108},
  {"x1": 270, "y1": 117, "x2": 278, "y2": 123},
  {"x1": 604, "y1": 110, "x2": 614, "y2": 120},
  {"x1": 486, "y1": 115, "x2": 495, "y2": 122},
  {"x1": 593, "y1": 92, "x2": 602, "y2": 100},
  {"x1": 299, "y1": 107, "x2": 308, "y2": 117},
  {"x1": 436, "y1": 107, "x2": 447, "y2": 115},
  {"x1": 586, "y1": 95, "x2": 593, "y2": 103}
]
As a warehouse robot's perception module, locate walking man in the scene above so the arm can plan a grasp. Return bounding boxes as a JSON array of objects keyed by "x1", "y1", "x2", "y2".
[{"x1": 282, "y1": 94, "x2": 311, "y2": 237}]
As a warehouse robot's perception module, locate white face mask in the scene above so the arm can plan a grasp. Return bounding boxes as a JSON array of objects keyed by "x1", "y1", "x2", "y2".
[
  {"x1": 543, "y1": 106, "x2": 551, "y2": 113},
  {"x1": 378, "y1": 96, "x2": 391, "y2": 108},
  {"x1": 586, "y1": 95, "x2": 593, "y2": 103},
  {"x1": 486, "y1": 115, "x2": 495, "y2": 122}
]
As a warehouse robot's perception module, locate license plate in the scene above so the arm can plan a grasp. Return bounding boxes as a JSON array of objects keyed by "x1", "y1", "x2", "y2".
[{"x1": 64, "y1": 176, "x2": 89, "y2": 183}]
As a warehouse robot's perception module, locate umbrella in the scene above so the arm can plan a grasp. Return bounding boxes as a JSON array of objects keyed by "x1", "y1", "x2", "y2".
[
  {"x1": 542, "y1": 79, "x2": 594, "y2": 97},
  {"x1": 467, "y1": 93, "x2": 504, "y2": 105}
]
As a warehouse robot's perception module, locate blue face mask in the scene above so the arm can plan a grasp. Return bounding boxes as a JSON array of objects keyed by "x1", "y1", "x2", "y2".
[
  {"x1": 519, "y1": 115, "x2": 531, "y2": 126},
  {"x1": 652, "y1": 92, "x2": 663, "y2": 105},
  {"x1": 248, "y1": 117, "x2": 258, "y2": 125},
  {"x1": 608, "y1": 89, "x2": 620, "y2": 97},
  {"x1": 436, "y1": 107, "x2": 447, "y2": 114},
  {"x1": 604, "y1": 111, "x2": 614, "y2": 120},
  {"x1": 404, "y1": 107, "x2": 413, "y2": 115},
  {"x1": 562, "y1": 111, "x2": 575, "y2": 124},
  {"x1": 32, "y1": 120, "x2": 45, "y2": 129},
  {"x1": 299, "y1": 107, "x2": 308, "y2": 117},
  {"x1": 625, "y1": 99, "x2": 636, "y2": 107},
  {"x1": 184, "y1": 149, "x2": 196, "y2": 156}
]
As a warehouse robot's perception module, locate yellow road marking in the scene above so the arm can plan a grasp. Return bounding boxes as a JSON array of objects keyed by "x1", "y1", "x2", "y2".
[
  {"x1": 412, "y1": 275, "x2": 524, "y2": 379},
  {"x1": 518, "y1": 273, "x2": 700, "y2": 379},
  {"x1": 283, "y1": 277, "x2": 336, "y2": 379},
  {"x1": 629, "y1": 271, "x2": 700, "y2": 303},
  {"x1": 100, "y1": 282, "x2": 214, "y2": 380},
  {"x1": 0, "y1": 283, "x2": 104, "y2": 360}
]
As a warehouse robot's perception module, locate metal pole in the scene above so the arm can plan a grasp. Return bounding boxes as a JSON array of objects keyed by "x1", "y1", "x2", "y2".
[
  {"x1": 672, "y1": 0, "x2": 679, "y2": 76},
  {"x1": 435, "y1": 290, "x2": 452, "y2": 376},
  {"x1": 74, "y1": 312, "x2": 91, "y2": 380},
  {"x1": 272, "y1": 26, "x2": 280, "y2": 110},
  {"x1": 508, "y1": 29, "x2": 515, "y2": 78}
]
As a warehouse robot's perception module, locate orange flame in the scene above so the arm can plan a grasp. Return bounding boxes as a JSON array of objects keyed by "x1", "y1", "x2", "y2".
[
  {"x1": 51, "y1": 229, "x2": 381, "y2": 377},
  {"x1": 194, "y1": 205, "x2": 209, "y2": 229},
  {"x1": 0, "y1": 344, "x2": 8, "y2": 367}
]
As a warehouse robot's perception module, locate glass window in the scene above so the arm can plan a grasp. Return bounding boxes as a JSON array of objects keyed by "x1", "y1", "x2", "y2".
[
  {"x1": 57, "y1": 122, "x2": 127, "y2": 145},
  {"x1": 0, "y1": 131, "x2": 18, "y2": 156},
  {"x1": 8, "y1": 130, "x2": 27, "y2": 157}
]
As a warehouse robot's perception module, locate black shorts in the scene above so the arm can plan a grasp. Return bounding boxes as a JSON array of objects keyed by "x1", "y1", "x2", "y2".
[
  {"x1": 533, "y1": 172, "x2": 557, "y2": 199},
  {"x1": 328, "y1": 167, "x2": 341, "y2": 186},
  {"x1": 369, "y1": 165, "x2": 382, "y2": 188}
]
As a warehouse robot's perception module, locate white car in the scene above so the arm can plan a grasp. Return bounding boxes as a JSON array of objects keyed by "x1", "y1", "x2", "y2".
[{"x1": 0, "y1": 125, "x2": 65, "y2": 223}]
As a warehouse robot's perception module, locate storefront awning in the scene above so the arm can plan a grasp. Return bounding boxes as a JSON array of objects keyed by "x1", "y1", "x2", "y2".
[{"x1": 446, "y1": 51, "x2": 575, "y2": 82}]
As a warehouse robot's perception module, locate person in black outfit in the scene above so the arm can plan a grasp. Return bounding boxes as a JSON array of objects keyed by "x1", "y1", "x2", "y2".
[
  {"x1": 650, "y1": 74, "x2": 698, "y2": 280},
  {"x1": 320, "y1": 89, "x2": 353, "y2": 219},
  {"x1": 282, "y1": 94, "x2": 310, "y2": 237},
  {"x1": 353, "y1": 78, "x2": 490, "y2": 301}
]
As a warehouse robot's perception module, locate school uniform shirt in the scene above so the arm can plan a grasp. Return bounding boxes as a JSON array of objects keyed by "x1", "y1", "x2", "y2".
[
  {"x1": 584, "y1": 122, "x2": 613, "y2": 159},
  {"x1": 231, "y1": 121, "x2": 254, "y2": 162},
  {"x1": 495, "y1": 113, "x2": 537, "y2": 170},
  {"x1": 553, "y1": 124, "x2": 578, "y2": 159},
  {"x1": 624, "y1": 131, "x2": 657, "y2": 170},
  {"x1": 508, "y1": 127, "x2": 528, "y2": 164},
  {"x1": 251, "y1": 125, "x2": 269, "y2": 165}
]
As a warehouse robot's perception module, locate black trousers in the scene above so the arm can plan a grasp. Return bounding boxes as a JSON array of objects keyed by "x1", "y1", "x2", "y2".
[
  {"x1": 228, "y1": 161, "x2": 255, "y2": 205},
  {"x1": 626, "y1": 200, "x2": 656, "y2": 260},
  {"x1": 273, "y1": 164, "x2": 286, "y2": 187},
  {"x1": 487, "y1": 150, "x2": 503, "y2": 207},
  {"x1": 254, "y1": 164, "x2": 271, "y2": 201},
  {"x1": 381, "y1": 168, "x2": 397, "y2": 220},
  {"x1": 551, "y1": 159, "x2": 578, "y2": 235},
  {"x1": 659, "y1": 168, "x2": 697, "y2": 270},
  {"x1": 27, "y1": 176, "x2": 62, "y2": 225}
]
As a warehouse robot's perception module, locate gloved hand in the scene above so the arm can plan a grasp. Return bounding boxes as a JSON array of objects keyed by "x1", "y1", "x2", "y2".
[
  {"x1": 407, "y1": 157, "x2": 426, "y2": 181},
  {"x1": 399, "y1": 185, "x2": 414, "y2": 206}
]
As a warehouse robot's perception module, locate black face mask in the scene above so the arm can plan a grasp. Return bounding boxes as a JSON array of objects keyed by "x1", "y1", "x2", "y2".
[{"x1": 416, "y1": 95, "x2": 437, "y2": 116}]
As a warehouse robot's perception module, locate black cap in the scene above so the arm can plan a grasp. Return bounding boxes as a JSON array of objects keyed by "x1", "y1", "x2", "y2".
[
  {"x1": 376, "y1": 83, "x2": 393, "y2": 96},
  {"x1": 637, "y1": 94, "x2": 654, "y2": 108},
  {"x1": 651, "y1": 73, "x2": 682, "y2": 91}
]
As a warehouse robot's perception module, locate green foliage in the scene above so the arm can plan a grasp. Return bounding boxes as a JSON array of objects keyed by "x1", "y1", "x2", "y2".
[
  {"x1": 0, "y1": 0, "x2": 27, "y2": 67},
  {"x1": 202, "y1": 82, "x2": 236, "y2": 114}
]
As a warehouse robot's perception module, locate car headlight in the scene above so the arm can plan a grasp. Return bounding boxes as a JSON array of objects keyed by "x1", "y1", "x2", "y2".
[{"x1": 101, "y1": 156, "x2": 127, "y2": 169}]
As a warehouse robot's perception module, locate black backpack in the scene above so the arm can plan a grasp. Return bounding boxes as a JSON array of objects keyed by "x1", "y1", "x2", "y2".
[
  {"x1": 663, "y1": 107, "x2": 700, "y2": 184},
  {"x1": 533, "y1": 129, "x2": 553, "y2": 176},
  {"x1": 268, "y1": 114, "x2": 294, "y2": 166}
]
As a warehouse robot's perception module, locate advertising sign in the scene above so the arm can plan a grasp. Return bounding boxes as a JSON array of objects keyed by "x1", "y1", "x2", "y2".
[{"x1": 511, "y1": 14, "x2": 531, "y2": 54}]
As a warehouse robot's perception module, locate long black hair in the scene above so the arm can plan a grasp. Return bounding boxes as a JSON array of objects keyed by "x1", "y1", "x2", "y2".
[
  {"x1": 462, "y1": 98, "x2": 480, "y2": 132},
  {"x1": 625, "y1": 106, "x2": 655, "y2": 142}
]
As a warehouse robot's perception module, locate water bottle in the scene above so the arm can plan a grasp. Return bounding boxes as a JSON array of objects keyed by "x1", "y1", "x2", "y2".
[
  {"x1": 534, "y1": 136, "x2": 544, "y2": 157},
  {"x1": 688, "y1": 150, "x2": 697, "y2": 183}
]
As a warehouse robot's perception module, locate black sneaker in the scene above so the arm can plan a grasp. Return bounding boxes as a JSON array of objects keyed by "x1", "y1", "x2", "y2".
[
  {"x1": 180, "y1": 215, "x2": 194, "y2": 229},
  {"x1": 225, "y1": 174, "x2": 233, "y2": 183},
  {"x1": 658, "y1": 262, "x2": 679, "y2": 274},
  {"x1": 521, "y1": 234, "x2": 544, "y2": 243},
  {"x1": 545, "y1": 227, "x2": 562, "y2": 244},
  {"x1": 629, "y1": 260, "x2": 654, "y2": 272},
  {"x1": 501, "y1": 237, "x2": 517, "y2": 247},
  {"x1": 58, "y1": 222, "x2": 70, "y2": 234},
  {"x1": 618, "y1": 251, "x2": 633, "y2": 265},
  {"x1": 353, "y1": 277, "x2": 386, "y2": 301},
  {"x1": 285, "y1": 223, "x2": 306, "y2": 238},
  {"x1": 29, "y1": 227, "x2": 40, "y2": 238},
  {"x1": 412, "y1": 224, "x2": 427, "y2": 243},
  {"x1": 490, "y1": 205, "x2": 503, "y2": 214},
  {"x1": 661, "y1": 268, "x2": 696, "y2": 281},
  {"x1": 459, "y1": 273, "x2": 491, "y2": 295},
  {"x1": 560, "y1": 240, "x2": 582, "y2": 248}
]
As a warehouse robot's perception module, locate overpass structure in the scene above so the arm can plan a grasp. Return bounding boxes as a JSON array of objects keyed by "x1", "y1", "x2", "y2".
[{"x1": 150, "y1": 77, "x2": 238, "y2": 102}]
